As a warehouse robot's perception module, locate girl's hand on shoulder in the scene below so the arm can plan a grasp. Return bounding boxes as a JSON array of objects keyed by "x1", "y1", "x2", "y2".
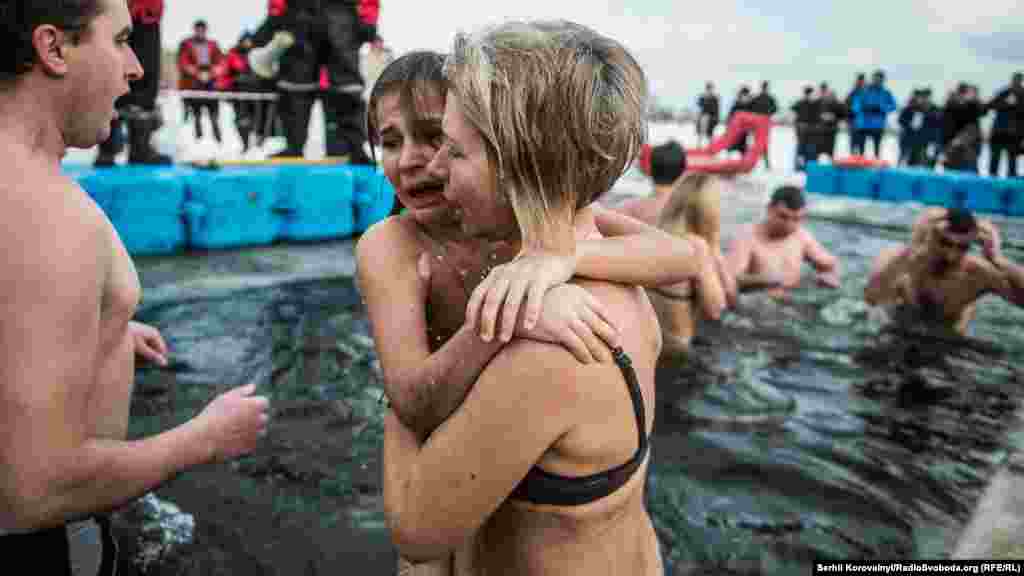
[
  {"x1": 516, "y1": 284, "x2": 620, "y2": 364},
  {"x1": 466, "y1": 249, "x2": 577, "y2": 343}
]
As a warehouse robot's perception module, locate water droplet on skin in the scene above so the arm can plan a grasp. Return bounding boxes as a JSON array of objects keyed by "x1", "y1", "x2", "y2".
[{"x1": 459, "y1": 269, "x2": 468, "y2": 278}]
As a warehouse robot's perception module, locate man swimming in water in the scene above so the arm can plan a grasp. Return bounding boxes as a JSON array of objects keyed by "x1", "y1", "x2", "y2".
[
  {"x1": 724, "y1": 185, "x2": 841, "y2": 294},
  {"x1": 864, "y1": 207, "x2": 1024, "y2": 334}
]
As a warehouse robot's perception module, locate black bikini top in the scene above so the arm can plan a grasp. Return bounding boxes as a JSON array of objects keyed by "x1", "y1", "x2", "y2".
[{"x1": 509, "y1": 347, "x2": 649, "y2": 506}]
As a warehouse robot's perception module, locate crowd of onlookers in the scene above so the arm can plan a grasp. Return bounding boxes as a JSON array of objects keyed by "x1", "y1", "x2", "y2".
[
  {"x1": 175, "y1": 19, "x2": 285, "y2": 152},
  {"x1": 696, "y1": 70, "x2": 1024, "y2": 178}
]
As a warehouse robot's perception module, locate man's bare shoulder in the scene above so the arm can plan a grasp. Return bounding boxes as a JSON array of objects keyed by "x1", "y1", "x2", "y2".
[
  {"x1": 728, "y1": 223, "x2": 758, "y2": 246},
  {"x1": 0, "y1": 158, "x2": 107, "y2": 270}
]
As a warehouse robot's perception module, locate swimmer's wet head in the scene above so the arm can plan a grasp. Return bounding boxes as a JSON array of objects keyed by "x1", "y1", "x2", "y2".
[
  {"x1": 764, "y1": 185, "x2": 806, "y2": 238},
  {"x1": 928, "y1": 208, "x2": 978, "y2": 269},
  {"x1": 649, "y1": 140, "x2": 686, "y2": 185}
]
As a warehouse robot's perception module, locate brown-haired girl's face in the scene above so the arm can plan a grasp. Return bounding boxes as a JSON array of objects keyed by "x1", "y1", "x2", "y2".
[{"x1": 375, "y1": 89, "x2": 449, "y2": 223}]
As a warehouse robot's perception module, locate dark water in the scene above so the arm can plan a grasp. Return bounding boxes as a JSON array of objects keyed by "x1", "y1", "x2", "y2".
[
  {"x1": 647, "y1": 195, "x2": 1024, "y2": 574},
  {"x1": 133, "y1": 195, "x2": 1024, "y2": 575}
]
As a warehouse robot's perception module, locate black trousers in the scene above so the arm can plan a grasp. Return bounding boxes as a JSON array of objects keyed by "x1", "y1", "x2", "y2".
[
  {"x1": 276, "y1": 4, "x2": 369, "y2": 162},
  {"x1": 989, "y1": 133, "x2": 1021, "y2": 178},
  {"x1": 852, "y1": 129, "x2": 884, "y2": 157},
  {"x1": 0, "y1": 516, "x2": 117, "y2": 576},
  {"x1": 97, "y1": 19, "x2": 161, "y2": 159}
]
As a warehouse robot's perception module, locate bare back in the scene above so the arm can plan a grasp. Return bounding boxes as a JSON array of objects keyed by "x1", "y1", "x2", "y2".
[{"x1": 455, "y1": 279, "x2": 663, "y2": 576}]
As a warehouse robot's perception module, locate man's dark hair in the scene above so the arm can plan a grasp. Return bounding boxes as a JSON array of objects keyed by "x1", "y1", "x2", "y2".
[
  {"x1": 194, "y1": 19, "x2": 208, "y2": 29},
  {"x1": 366, "y1": 50, "x2": 446, "y2": 149},
  {"x1": 945, "y1": 208, "x2": 977, "y2": 235},
  {"x1": 761, "y1": 80, "x2": 770, "y2": 91},
  {"x1": 770, "y1": 185, "x2": 806, "y2": 210},
  {"x1": 0, "y1": 0, "x2": 104, "y2": 80},
  {"x1": 649, "y1": 140, "x2": 686, "y2": 186}
]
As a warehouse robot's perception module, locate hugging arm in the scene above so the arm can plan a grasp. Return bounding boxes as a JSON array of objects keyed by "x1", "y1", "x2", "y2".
[
  {"x1": 467, "y1": 205, "x2": 701, "y2": 347},
  {"x1": 586, "y1": 205, "x2": 702, "y2": 285},
  {"x1": 383, "y1": 340, "x2": 580, "y2": 562},
  {"x1": 356, "y1": 221, "x2": 504, "y2": 441}
]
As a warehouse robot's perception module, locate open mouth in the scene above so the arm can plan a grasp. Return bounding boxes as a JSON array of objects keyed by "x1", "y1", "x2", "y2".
[{"x1": 404, "y1": 180, "x2": 446, "y2": 208}]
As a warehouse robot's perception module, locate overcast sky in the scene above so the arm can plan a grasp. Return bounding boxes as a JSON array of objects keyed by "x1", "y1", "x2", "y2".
[{"x1": 162, "y1": 0, "x2": 1024, "y2": 110}]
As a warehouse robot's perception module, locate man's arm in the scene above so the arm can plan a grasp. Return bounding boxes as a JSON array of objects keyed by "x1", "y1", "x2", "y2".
[
  {"x1": 975, "y1": 220, "x2": 1024, "y2": 307},
  {"x1": 0, "y1": 191, "x2": 254, "y2": 531},
  {"x1": 383, "y1": 340, "x2": 581, "y2": 562},
  {"x1": 864, "y1": 245, "x2": 922, "y2": 305},
  {"x1": 356, "y1": 220, "x2": 503, "y2": 441},
  {"x1": 802, "y1": 229, "x2": 841, "y2": 288}
]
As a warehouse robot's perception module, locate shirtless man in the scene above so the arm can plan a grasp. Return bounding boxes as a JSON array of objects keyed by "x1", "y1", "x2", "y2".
[
  {"x1": 0, "y1": 1, "x2": 269, "y2": 572},
  {"x1": 614, "y1": 139, "x2": 685, "y2": 225},
  {"x1": 864, "y1": 207, "x2": 1024, "y2": 334},
  {"x1": 725, "y1": 185, "x2": 841, "y2": 294}
]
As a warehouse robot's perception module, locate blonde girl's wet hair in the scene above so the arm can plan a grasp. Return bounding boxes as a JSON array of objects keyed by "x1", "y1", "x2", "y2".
[
  {"x1": 444, "y1": 19, "x2": 648, "y2": 249},
  {"x1": 657, "y1": 173, "x2": 722, "y2": 247}
]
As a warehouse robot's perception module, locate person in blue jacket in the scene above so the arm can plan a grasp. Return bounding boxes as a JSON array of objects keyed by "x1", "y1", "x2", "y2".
[{"x1": 851, "y1": 70, "x2": 897, "y2": 158}]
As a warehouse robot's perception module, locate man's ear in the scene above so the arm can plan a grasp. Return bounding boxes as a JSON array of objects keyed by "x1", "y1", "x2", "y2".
[{"x1": 32, "y1": 24, "x2": 71, "y2": 77}]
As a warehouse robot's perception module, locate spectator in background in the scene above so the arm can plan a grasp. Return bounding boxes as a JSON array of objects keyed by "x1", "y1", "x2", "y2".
[
  {"x1": 178, "y1": 19, "x2": 224, "y2": 143},
  {"x1": 697, "y1": 82, "x2": 720, "y2": 147},
  {"x1": 816, "y1": 83, "x2": 846, "y2": 161},
  {"x1": 751, "y1": 81, "x2": 778, "y2": 169},
  {"x1": 270, "y1": 0, "x2": 380, "y2": 162},
  {"x1": 920, "y1": 88, "x2": 946, "y2": 168},
  {"x1": 943, "y1": 83, "x2": 985, "y2": 173},
  {"x1": 850, "y1": 70, "x2": 897, "y2": 158},
  {"x1": 94, "y1": 0, "x2": 171, "y2": 166},
  {"x1": 216, "y1": 32, "x2": 263, "y2": 153},
  {"x1": 791, "y1": 85, "x2": 819, "y2": 171},
  {"x1": 728, "y1": 86, "x2": 754, "y2": 156},
  {"x1": 898, "y1": 88, "x2": 943, "y2": 167},
  {"x1": 846, "y1": 73, "x2": 867, "y2": 154},
  {"x1": 899, "y1": 89, "x2": 926, "y2": 166},
  {"x1": 987, "y1": 72, "x2": 1023, "y2": 178}
]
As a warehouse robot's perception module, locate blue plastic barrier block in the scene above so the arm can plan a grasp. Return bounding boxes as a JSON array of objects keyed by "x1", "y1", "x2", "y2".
[
  {"x1": 835, "y1": 167, "x2": 880, "y2": 199},
  {"x1": 76, "y1": 166, "x2": 189, "y2": 255},
  {"x1": 917, "y1": 172, "x2": 962, "y2": 209},
  {"x1": 878, "y1": 168, "x2": 924, "y2": 204},
  {"x1": 73, "y1": 169, "x2": 114, "y2": 215},
  {"x1": 805, "y1": 162, "x2": 837, "y2": 196},
  {"x1": 1004, "y1": 179, "x2": 1024, "y2": 217},
  {"x1": 959, "y1": 174, "x2": 1002, "y2": 215},
  {"x1": 276, "y1": 165, "x2": 357, "y2": 242},
  {"x1": 184, "y1": 167, "x2": 282, "y2": 250},
  {"x1": 351, "y1": 166, "x2": 396, "y2": 232}
]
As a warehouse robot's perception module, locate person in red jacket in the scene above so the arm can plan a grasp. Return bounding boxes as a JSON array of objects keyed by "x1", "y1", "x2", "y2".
[
  {"x1": 94, "y1": 0, "x2": 171, "y2": 165},
  {"x1": 178, "y1": 20, "x2": 225, "y2": 143},
  {"x1": 268, "y1": 0, "x2": 380, "y2": 162},
  {"x1": 216, "y1": 32, "x2": 267, "y2": 152}
]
